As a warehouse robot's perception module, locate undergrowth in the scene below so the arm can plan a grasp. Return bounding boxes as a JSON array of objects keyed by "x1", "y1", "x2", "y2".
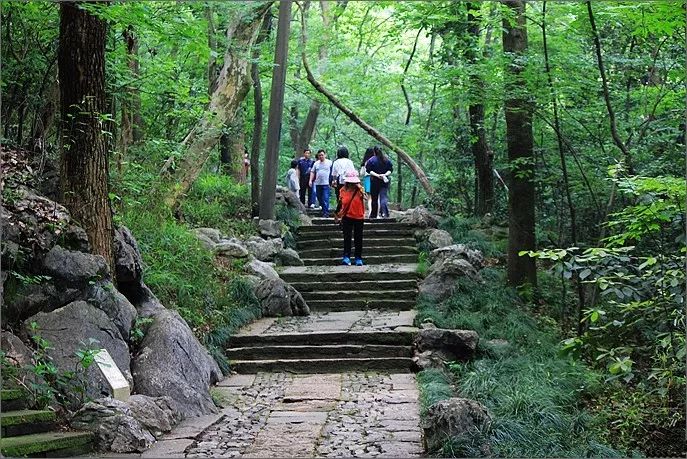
[
  {"x1": 111, "y1": 150, "x2": 261, "y2": 373},
  {"x1": 416, "y1": 268, "x2": 625, "y2": 457}
]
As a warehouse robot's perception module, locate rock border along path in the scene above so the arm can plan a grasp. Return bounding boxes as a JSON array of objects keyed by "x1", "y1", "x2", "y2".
[{"x1": 145, "y1": 216, "x2": 424, "y2": 458}]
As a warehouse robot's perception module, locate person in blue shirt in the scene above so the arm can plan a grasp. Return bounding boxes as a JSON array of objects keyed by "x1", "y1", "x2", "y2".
[
  {"x1": 365, "y1": 145, "x2": 393, "y2": 218},
  {"x1": 296, "y1": 149, "x2": 315, "y2": 207}
]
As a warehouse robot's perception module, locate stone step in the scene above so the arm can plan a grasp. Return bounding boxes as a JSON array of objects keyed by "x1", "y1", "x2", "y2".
[
  {"x1": 229, "y1": 330, "x2": 416, "y2": 347},
  {"x1": 301, "y1": 289, "x2": 418, "y2": 301},
  {"x1": 301, "y1": 254, "x2": 418, "y2": 266},
  {"x1": 298, "y1": 246, "x2": 418, "y2": 258},
  {"x1": 290, "y1": 279, "x2": 417, "y2": 292},
  {"x1": 0, "y1": 431, "x2": 92, "y2": 457},
  {"x1": 229, "y1": 357, "x2": 415, "y2": 374},
  {"x1": 306, "y1": 298, "x2": 416, "y2": 312},
  {"x1": 1, "y1": 389, "x2": 27, "y2": 411},
  {"x1": 226, "y1": 344, "x2": 413, "y2": 360},
  {"x1": 298, "y1": 223, "x2": 414, "y2": 233},
  {"x1": 1, "y1": 410, "x2": 57, "y2": 437},
  {"x1": 279, "y1": 265, "x2": 419, "y2": 283},
  {"x1": 297, "y1": 237, "x2": 416, "y2": 249},
  {"x1": 310, "y1": 217, "x2": 398, "y2": 225},
  {"x1": 297, "y1": 229, "x2": 415, "y2": 241}
]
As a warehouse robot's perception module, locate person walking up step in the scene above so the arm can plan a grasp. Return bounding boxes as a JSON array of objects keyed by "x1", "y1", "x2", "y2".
[
  {"x1": 365, "y1": 145, "x2": 393, "y2": 218},
  {"x1": 335, "y1": 171, "x2": 366, "y2": 266},
  {"x1": 297, "y1": 148, "x2": 315, "y2": 207},
  {"x1": 310, "y1": 149, "x2": 332, "y2": 217},
  {"x1": 331, "y1": 146, "x2": 356, "y2": 214}
]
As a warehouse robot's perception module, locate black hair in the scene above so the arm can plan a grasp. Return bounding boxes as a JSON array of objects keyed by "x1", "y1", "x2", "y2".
[
  {"x1": 303, "y1": 148, "x2": 311, "y2": 154},
  {"x1": 290, "y1": 159, "x2": 298, "y2": 168},
  {"x1": 374, "y1": 145, "x2": 387, "y2": 162},
  {"x1": 362, "y1": 147, "x2": 375, "y2": 166},
  {"x1": 336, "y1": 146, "x2": 349, "y2": 159},
  {"x1": 317, "y1": 149, "x2": 326, "y2": 155}
]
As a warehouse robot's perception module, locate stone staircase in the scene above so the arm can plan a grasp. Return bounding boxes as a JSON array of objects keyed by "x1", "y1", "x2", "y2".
[
  {"x1": 0, "y1": 389, "x2": 92, "y2": 457},
  {"x1": 226, "y1": 216, "x2": 420, "y2": 374}
]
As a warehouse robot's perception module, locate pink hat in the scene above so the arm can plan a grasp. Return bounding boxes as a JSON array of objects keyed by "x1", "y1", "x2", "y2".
[{"x1": 344, "y1": 170, "x2": 361, "y2": 183}]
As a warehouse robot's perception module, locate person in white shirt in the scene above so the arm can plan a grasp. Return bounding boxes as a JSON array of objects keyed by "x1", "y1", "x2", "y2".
[
  {"x1": 286, "y1": 159, "x2": 300, "y2": 194},
  {"x1": 330, "y1": 146, "x2": 356, "y2": 214},
  {"x1": 309, "y1": 150, "x2": 333, "y2": 217}
]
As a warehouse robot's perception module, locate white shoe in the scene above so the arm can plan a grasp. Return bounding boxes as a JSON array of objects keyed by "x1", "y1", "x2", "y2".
[{"x1": 309, "y1": 204, "x2": 316, "y2": 208}]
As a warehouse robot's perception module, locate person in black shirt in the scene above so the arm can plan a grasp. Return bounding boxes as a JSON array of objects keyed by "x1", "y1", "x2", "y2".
[{"x1": 365, "y1": 146, "x2": 393, "y2": 218}]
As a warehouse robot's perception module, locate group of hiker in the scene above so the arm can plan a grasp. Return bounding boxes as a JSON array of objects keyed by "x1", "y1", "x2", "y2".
[{"x1": 285, "y1": 145, "x2": 394, "y2": 266}]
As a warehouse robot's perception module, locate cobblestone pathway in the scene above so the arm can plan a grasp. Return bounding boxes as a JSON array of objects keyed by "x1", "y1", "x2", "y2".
[{"x1": 145, "y1": 372, "x2": 423, "y2": 458}]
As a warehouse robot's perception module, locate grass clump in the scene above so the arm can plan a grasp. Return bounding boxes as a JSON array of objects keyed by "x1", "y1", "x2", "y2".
[
  {"x1": 180, "y1": 173, "x2": 255, "y2": 238},
  {"x1": 440, "y1": 215, "x2": 506, "y2": 257},
  {"x1": 415, "y1": 268, "x2": 623, "y2": 457}
]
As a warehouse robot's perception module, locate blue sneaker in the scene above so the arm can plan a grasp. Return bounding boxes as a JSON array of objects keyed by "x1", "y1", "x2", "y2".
[
  {"x1": 355, "y1": 258, "x2": 364, "y2": 266},
  {"x1": 342, "y1": 256, "x2": 351, "y2": 266}
]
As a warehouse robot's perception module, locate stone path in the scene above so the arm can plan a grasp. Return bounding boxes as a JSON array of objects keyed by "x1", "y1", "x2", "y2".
[
  {"x1": 144, "y1": 217, "x2": 425, "y2": 457},
  {"x1": 145, "y1": 372, "x2": 422, "y2": 458}
]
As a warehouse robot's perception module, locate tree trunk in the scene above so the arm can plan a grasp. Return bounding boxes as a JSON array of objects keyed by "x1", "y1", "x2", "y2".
[
  {"x1": 467, "y1": 2, "x2": 494, "y2": 217},
  {"x1": 259, "y1": 0, "x2": 292, "y2": 220},
  {"x1": 58, "y1": 1, "x2": 114, "y2": 271},
  {"x1": 250, "y1": 14, "x2": 272, "y2": 217},
  {"x1": 160, "y1": 2, "x2": 272, "y2": 210},
  {"x1": 502, "y1": 0, "x2": 536, "y2": 287}
]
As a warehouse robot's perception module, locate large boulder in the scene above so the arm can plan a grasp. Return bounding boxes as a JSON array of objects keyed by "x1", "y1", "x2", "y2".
[
  {"x1": 85, "y1": 282, "x2": 138, "y2": 340},
  {"x1": 42, "y1": 245, "x2": 109, "y2": 288},
  {"x1": 275, "y1": 248, "x2": 303, "y2": 266},
  {"x1": 3, "y1": 281, "x2": 80, "y2": 326},
  {"x1": 414, "y1": 328, "x2": 479, "y2": 363},
  {"x1": 419, "y1": 245, "x2": 485, "y2": 303},
  {"x1": 430, "y1": 244, "x2": 485, "y2": 270},
  {"x1": 192, "y1": 227, "x2": 221, "y2": 244},
  {"x1": 24, "y1": 301, "x2": 132, "y2": 401},
  {"x1": 258, "y1": 219, "x2": 282, "y2": 239},
  {"x1": 126, "y1": 395, "x2": 181, "y2": 438},
  {"x1": 427, "y1": 229, "x2": 454, "y2": 249},
  {"x1": 244, "y1": 258, "x2": 279, "y2": 280},
  {"x1": 401, "y1": 206, "x2": 439, "y2": 228},
  {"x1": 114, "y1": 226, "x2": 143, "y2": 284},
  {"x1": 253, "y1": 279, "x2": 310, "y2": 317},
  {"x1": 215, "y1": 240, "x2": 249, "y2": 258},
  {"x1": 1, "y1": 330, "x2": 33, "y2": 368},
  {"x1": 71, "y1": 397, "x2": 155, "y2": 453},
  {"x1": 275, "y1": 186, "x2": 306, "y2": 213},
  {"x1": 421, "y1": 398, "x2": 491, "y2": 454},
  {"x1": 131, "y1": 308, "x2": 221, "y2": 417},
  {"x1": 244, "y1": 237, "x2": 283, "y2": 262}
]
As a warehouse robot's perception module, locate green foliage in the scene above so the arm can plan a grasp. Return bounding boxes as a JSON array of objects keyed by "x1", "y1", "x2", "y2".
[
  {"x1": 275, "y1": 203, "x2": 300, "y2": 250},
  {"x1": 129, "y1": 317, "x2": 154, "y2": 347},
  {"x1": 1, "y1": 323, "x2": 102, "y2": 412},
  {"x1": 525, "y1": 172, "x2": 685, "y2": 456},
  {"x1": 180, "y1": 173, "x2": 254, "y2": 238},
  {"x1": 416, "y1": 268, "x2": 622, "y2": 457},
  {"x1": 417, "y1": 368, "x2": 453, "y2": 414},
  {"x1": 440, "y1": 215, "x2": 507, "y2": 258}
]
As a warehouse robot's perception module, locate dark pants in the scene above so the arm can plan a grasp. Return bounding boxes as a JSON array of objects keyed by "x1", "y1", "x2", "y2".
[
  {"x1": 342, "y1": 217, "x2": 363, "y2": 259},
  {"x1": 334, "y1": 182, "x2": 343, "y2": 214},
  {"x1": 316, "y1": 184, "x2": 330, "y2": 217},
  {"x1": 370, "y1": 178, "x2": 390, "y2": 218},
  {"x1": 299, "y1": 177, "x2": 313, "y2": 206}
]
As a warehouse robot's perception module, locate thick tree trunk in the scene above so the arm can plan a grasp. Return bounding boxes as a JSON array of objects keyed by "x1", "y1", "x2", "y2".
[
  {"x1": 250, "y1": 14, "x2": 272, "y2": 217},
  {"x1": 58, "y1": 1, "x2": 114, "y2": 271},
  {"x1": 259, "y1": 0, "x2": 292, "y2": 220},
  {"x1": 161, "y1": 2, "x2": 271, "y2": 210},
  {"x1": 467, "y1": 2, "x2": 494, "y2": 217},
  {"x1": 502, "y1": 0, "x2": 536, "y2": 287}
]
